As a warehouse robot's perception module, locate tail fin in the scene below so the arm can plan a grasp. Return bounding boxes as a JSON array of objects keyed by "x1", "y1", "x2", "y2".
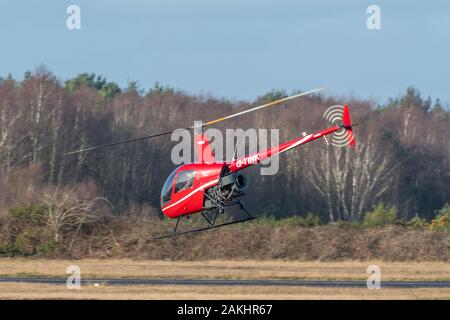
[{"x1": 342, "y1": 105, "x2": 356, "y2": 148}]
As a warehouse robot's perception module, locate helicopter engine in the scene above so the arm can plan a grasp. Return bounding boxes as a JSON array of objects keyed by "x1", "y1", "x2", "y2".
[{"x1": 204, "y1": 173, "x2": 249, "y2": 208}]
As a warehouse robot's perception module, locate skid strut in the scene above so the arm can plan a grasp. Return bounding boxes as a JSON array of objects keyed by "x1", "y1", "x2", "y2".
[{"x1": 151, "y1": 200, "x2": 256, "y2": 240}]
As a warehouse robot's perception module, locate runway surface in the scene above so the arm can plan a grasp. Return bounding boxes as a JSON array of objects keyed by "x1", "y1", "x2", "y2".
[{"x1": 1, "y1": 277, "x2": 450, "y2": 288}]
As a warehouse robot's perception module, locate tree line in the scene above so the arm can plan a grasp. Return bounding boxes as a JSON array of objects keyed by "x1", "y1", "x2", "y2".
[{"x1": 0, "y1": 67, "x2": 449, "y2": 223}]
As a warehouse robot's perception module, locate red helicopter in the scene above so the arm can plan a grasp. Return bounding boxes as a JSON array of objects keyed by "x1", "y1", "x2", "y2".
[{"x1": 66, "y1": 88, "x2": 356, "y2": 238}]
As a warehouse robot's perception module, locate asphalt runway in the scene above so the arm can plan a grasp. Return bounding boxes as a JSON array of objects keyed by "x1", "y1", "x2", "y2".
[{"x1": 1, "y1": 278, "x2": 450, "y2": 288}]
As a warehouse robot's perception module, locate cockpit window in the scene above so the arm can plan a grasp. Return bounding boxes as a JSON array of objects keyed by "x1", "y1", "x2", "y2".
[
  {"x1": 174, "y1": 170, "x2": 195, "y2": 194},
  {"x1": 160, "y1": 168, "x2": 178, "y2": 206}
]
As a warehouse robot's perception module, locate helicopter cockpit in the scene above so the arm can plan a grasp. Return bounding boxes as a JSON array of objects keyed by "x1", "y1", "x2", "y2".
[
  {"x1": 160, "y1": 167, "x2": 177, "y2": 206},
  {"x1": 160, "y1": 167, "x2": 196, "y2": 207}
]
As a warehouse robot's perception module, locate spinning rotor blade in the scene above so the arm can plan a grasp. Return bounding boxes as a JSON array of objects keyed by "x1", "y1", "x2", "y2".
[
  {"x1": 202, "y1": 87, "x2": 326, "y2": 127},
  {"x1": 64, "y1": 87, "x2": 325, "y2": 155},
  {"x1": 63, "y1": 128, "x2": 188, "y2": 155}
]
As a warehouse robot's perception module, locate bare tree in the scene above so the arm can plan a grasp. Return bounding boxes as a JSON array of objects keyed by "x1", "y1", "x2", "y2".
[
  {"x1": 0, "y1": 80, "x2": 25, "y2": 172},
  {"x1": 307, "y1": 130, "x2": 399, "y2": 222},
  {"x1": 40, "y1": 186, "x2": 106, "y2": 244}
]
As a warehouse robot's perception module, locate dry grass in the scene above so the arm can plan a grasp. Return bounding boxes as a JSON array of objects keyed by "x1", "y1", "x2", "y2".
[
  {"x1": 0, "y1": 283, "x2": 449, "y2": 300},
  {"x1": 0, "y1": 259, "x2": 449, "y2": 281}
]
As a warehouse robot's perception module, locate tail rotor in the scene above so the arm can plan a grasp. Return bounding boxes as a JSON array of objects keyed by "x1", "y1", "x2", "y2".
[{"x1": 323, "y1": 105, "x2": 356, "y2": 148}]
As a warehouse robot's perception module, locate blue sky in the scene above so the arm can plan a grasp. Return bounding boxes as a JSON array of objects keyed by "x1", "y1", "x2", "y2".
[{"x1": 1, "y1": 0, "x2": 449, "y2": 104}]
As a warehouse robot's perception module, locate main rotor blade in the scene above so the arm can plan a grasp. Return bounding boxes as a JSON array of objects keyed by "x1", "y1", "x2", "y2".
[
  {"x1": 203, "y1": 87, "x2": 326, "y2": 127},
  {"x1": 64, "y1": 87, "x2": 325, "y2": 155},
  {"x1": 63, "y1": 129, "x2": 187, "y2": 155}
]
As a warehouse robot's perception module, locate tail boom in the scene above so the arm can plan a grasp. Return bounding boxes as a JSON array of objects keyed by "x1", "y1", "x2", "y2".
[{"x1": 228, "y1": 105, "x2": 356, "y2": 172}]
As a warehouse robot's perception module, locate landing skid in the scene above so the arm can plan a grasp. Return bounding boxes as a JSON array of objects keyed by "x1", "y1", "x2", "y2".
[{"x1": 151, "y1": 200, "x2": 256, "y2": 240}]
